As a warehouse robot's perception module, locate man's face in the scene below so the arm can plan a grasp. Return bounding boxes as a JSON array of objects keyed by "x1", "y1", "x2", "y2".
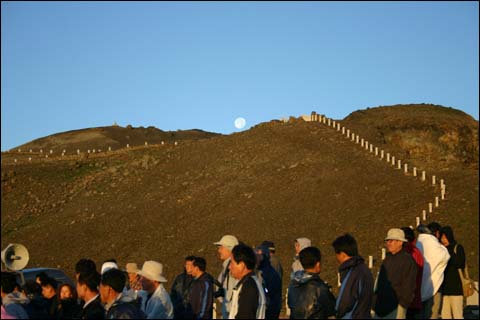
[
  {"x1": 217, "y1": 246, "x2": 232, "y2": 261},
  {"x1": 41, "y1": 285, "x2": 56, "y2": 299},
  {"x1": 127, "y1": 272, "x2": 137, "y2": 283},
  {"x1": 60, "y1": 286, "x2": 72, "y2": 300},
  {"x1": 141, "y1": 277, "x2": 155, "y2": 293},
  {"x1": 229, "y1": 257, "x2": 246, "y2": 280},
  {"x1": 185, "y1": 260, "x2": 194, "y2": 275},
  {"x1": 295, "y1": 241, "x2": 301, "y2": 254},
  {"x1": 99, "y1": 283, "x2": 112, "y2": 304},
  {"x1": 440, "y1": 234, "x2": 449, "y2": 246},
  {"x1": 385, "y1": 239, "x2": 403, "y2": 254},
  {"x1": 76, "y1": 282, "x2": 86, "y2": 300}
]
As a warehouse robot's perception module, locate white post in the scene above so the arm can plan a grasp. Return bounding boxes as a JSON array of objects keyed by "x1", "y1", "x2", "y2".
[
  {"x1": 126, "y1": 144, "x2": 130, "y2": 148},
  {"x1": 375, "y1": 147, "x2": 378, "y2": 156},
  {"x1": 63, "y1": 149, "x2": 66, "y2": 153},
  {"x1": 14, "y1": 159, "x2": 17, "y2": 163},
  {"x1": 397, "y1": 159, "x2": 401, "y2": 169},
  {"x1": 108, "y1": 146, "x2": 112, "y2": 151},
  {"x1": 61, "y1": 153, "x2": 65, "y2": 157},
  {"x1": 45, "y1": 154, "x2": 48, "y2": 158},
  {"x1": 347, "y1": 129, "x2": 350, "y2": 138},
  {"x1": 416, "y1": 217, "x2": 420, "y2": 227},
  {"x1": 87, "y1": 150, "x2": 90, "y2": 154},
  {"x1": 413, "y1": 167, "x2": 417, "y2": 177},
  {"x1": 342, "y1": 127, "x2": 345, "y2": 134},
  {"x1": 381, "y1": 248, "x2": 386, "y2": 260},
  {"x1": 323, "y1": 116, "x2": 326, "y2": 124},
  {"x1": 368, "y1": 256, "x2": 373, "y2": 269},
  {"x1": 365, "y1": 141, "x2": 368, "y2": 150},
  {"x1": 50, "y1": 149, "x2": 53, "y2": 154},
  {"x1": 432, "y1": 175, "x2": 436, "y2": 185},
  {"x1": 429, "y1": 203, "x2": 433, "y2": 213},
  {"x1": 386, "y1": 153, "x2": 390, "y2": 162},
  {"x1": 28, "y1": 157, "x2": 32, "y2": 161},
  {"x1": 40, "y1": 149, "x2": 43, "y2": 153},
  {"x1": 328, "y1": 118, "x2": 331, "y2": 126},
  {"x1": 370, "y1": 144, "x2": 373, "y2": 153},
  {"x1": 391, "y1": 156, "x2": 395, "y2": 166},
  {"x1": 337, "y1": 123, "x2": 341, "y2": 131},
  {"x1": 404, "y1": 163, "x2": 408, "y2": 173},
  {"x1": 440, "y1": 179, "x2": 445, "y2": 189},
  {"x1": 174, "y1": 141, "x2": 178, "y2": 146},
  {"x1": 421, "y1": 171, "x2": 426, "y2": 181},
  {"x1": 29, "y1": 149, "x2": 32, "y2": 153},
  {"x1": 18, "y1": 149, "x2": 21, "y2": 153},
  {"x1": 356, "y1": 136, "x2": 359, "y2": 144},
  {"x1": 332, "y1": 120, "x2": 336, "y2": 128},
  {"x1": 381, "y1": 150, "x2": 384, "y2": 159},
  {"x1": 435, "y1": 196, "x2": 439, "y2": 207},
  {"x1": 92, "y1": 149, "x2": 96, "y2": 153},
  {"x1": 422, "y1": 210, "x2": 427, "y2": 221},
  {"x1": 361, "y1": 138, "x2": 364, "y2": 147},
  {"x1": 77, "y1": 149, "x2": 80, "y2": 155},
  {"x1": 145, "y1": 141, "x2": 148, "y2": 146}
]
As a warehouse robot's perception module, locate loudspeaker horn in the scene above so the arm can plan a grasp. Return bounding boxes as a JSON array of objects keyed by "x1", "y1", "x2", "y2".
[{"x1": 1, "y1": 243, "x2": 29, "y2": 271}]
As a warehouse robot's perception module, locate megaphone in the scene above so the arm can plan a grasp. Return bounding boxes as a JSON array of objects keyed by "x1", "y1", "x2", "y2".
[{"x1": 1, "y1": 243, "x2": 29, "y2": 271}]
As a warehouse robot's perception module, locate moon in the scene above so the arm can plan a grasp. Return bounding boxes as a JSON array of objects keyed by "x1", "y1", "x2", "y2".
[{"x1": 234, "y1": 117, "x2": 246, "y2": 129}]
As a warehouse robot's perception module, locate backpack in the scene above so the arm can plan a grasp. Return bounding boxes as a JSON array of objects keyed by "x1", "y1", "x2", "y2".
[{"x1": 454, "y1": 244, "x2": 475, "y2": 297}]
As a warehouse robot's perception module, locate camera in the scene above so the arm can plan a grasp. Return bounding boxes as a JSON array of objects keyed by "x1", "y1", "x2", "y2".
[{"x1": 214, "y1": 287, "x2": 225, "y2": 298}]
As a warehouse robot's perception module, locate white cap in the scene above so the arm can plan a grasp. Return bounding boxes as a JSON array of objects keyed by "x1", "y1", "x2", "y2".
[
  {"x1": 101, "y1": 261, "x2": 119, "y2": 274},
  {"x1": 213, "y1": 235, "x2": 239, "y2": 251}
]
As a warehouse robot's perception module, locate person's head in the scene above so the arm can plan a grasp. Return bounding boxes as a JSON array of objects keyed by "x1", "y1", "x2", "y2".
[
  {"x1": 76, "y1": 271, "x2": 100, "y2": 300},
  {"x1": 440, "y1": 226, "x2": 455, "y2": 247},
  {"x1": 137, "y1": 261, "x2": 168, "y2": 294},
  {"x1": 100, "y1": 268, "x2": 125, "y2": 304},
  {"x1": 184, "y1": 256, "x2": 196, "y2": 275},
  {"x1": 125, "y1": 263, "x2": 140, "y2": 283},
  {"x1": 255, "y1": 245, "x2": 271, "y2": 266},
  {"x1": 260, "y1": 241, "x2": 276, "y2": 254},
  {"x1": 22, "y1": 280, "x2": 42, "y2": 299},
  {"x1": 295, "y1": 237, "x2": 311, "y2": 255},
  {"x1": 401, "y1": 227, "x2": 416, "y2": 244},
  {"x1": 332, "y1": 233, "x2": 358, "y2": 264},
  {"x1": 35, "y1": 271, "x2": 49, "y2": 286},
  {"x1": 75, "y1": 258, "x2": 97, "y2": 280},
  {"x1": 384, "y1": 228, "x2": 407, "y2": 255},
  {"x1": 427, "y1": 222, "x2": 442, "y2": 240},
  {"x1": 58, "y1": 283, "x2": 76, "y2": 301},
  {"x1": 40, "y1": 276, "x2": 58, "y2": 299},
  {"x1": 1, "y1": 272, "x2": 18, "y2": 297},
  {"x1": 101, "y1": 260, "x2": 119, "y2": 275},
  {"x1": 299, "y1": 246, "x2": 322, "y2": 273},
  {"x1": 191, "y1": 257, "x2": 207, "y2": 278},
  {"x1": 229, "y1": 244, "x2": 256, "y2": 280},
  {"x1": 214, "y1": 235, "x2": 239, "y2": 261}
]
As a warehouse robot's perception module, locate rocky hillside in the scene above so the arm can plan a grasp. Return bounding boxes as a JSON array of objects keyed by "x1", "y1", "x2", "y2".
[{"x1": 1, "y1": 104, "x2": 478, "y2": 310}]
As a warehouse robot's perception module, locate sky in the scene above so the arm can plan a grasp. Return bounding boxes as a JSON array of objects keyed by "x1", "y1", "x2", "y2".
[{"x1": 1, "y1": 1, "x2": 478, "y2": 151}]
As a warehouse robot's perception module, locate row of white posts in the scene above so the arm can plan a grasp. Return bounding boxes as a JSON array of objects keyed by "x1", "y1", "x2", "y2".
[
  {"x1": 12, "y1": 141, "x2": 179, "y2": 163},
  {"x1": 311, "y1": 112, "x2": 447, "y2": 283}
]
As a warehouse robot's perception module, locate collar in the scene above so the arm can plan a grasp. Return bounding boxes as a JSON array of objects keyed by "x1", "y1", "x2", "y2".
[
  {"x1": 234, "y1": 271, "x2": 255, "y2": 290},
  {"x1": 83, "y1": 294, "x2": 99, "y2": 309}
]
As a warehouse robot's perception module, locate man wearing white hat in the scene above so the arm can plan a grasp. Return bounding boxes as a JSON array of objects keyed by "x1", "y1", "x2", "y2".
[
  {"x1": 137, "y1": 260, "x2": 174, "y2": 319},
  {"x1": 214, "y1": 234, "x2": 239, "y2": 319},
  {"x1": 374, "y1": 228, "x2": 417, "y2": 319}
]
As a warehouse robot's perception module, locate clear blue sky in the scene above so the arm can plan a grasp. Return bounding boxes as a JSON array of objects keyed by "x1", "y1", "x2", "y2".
[{"x1": 2, "y1": 1, "x2": 478, "y2": 151}]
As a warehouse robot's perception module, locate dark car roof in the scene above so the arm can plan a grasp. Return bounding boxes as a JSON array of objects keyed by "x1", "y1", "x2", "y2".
[{"x1": 15, "y1": 267, "x2": 75, "y2": 288}]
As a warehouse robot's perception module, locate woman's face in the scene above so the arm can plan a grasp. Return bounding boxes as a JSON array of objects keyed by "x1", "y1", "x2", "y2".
[
  {"x1": 440, "y1": 234, "x2": 449, "y2": 246},
  {"x1": 60, "y1": 285, "x2": 73, "y2": 300}
]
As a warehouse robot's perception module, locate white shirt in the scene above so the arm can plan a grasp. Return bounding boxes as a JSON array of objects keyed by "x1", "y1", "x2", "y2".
[{"x1": 83, "y1": 293, "x2": 100, "y2": 309}]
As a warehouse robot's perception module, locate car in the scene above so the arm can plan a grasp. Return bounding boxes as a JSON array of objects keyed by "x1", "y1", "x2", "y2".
[{"x1": 13, "y1": 267, "x2": 75, "y2": 288}]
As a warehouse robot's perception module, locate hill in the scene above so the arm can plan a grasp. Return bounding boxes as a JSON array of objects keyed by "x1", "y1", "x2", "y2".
[{"x1": 1, "y1": 104, "x2": 478, "y2": 313}]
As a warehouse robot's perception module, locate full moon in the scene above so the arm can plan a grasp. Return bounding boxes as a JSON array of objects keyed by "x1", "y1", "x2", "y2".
[{"x1": 234, "y1": 117, "x2": 246, "y2": 129}]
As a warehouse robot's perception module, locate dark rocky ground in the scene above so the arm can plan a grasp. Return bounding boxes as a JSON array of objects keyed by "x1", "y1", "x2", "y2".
[{"x1": 2, "y1": 104, "x2": 478, "y2": 315}]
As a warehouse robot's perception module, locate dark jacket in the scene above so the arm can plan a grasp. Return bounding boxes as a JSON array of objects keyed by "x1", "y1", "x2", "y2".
[
  {"x1": 45, "y1": 296, "x2": 59, "y2": 318},
  {"x1": 441, "y1": 241, "x2": 465, "y2": 296},
  {"x1": 186, "y1": 272, "x2": 214, "y2": 319},
  {"x1": 258, "y1": 257, "x2": 282, "y2": 319},
  {"x1": 374, "y1": 248, "x2": 417, "y2": 317},
  {"x1": 233, "y1": 272, "x2": 261, "y2": 319},
  {"x1": 170, "y1": 271, "x2": 194, "y2": 319},
  {"x1": 24, "y1": 295, "x2": 50, "y2": 319},
  {"x1": 106, "y1": 294, "x2": 145, "y2": 319},
  {"x1": 287, "y1": 271, "x2": 336, "y2": 319},
  {"x1": 336, "y1": 256, "x2": 374, "y2": 319},
  {"x1": 57, "y1": 298, "x2": 82, "y2": 319},
  {"x1": 82, "y1": 295, "x2": 105, "y2": 319},
  {"x1": 270, "y1": 254, "x2": 284, "y2": 283}
]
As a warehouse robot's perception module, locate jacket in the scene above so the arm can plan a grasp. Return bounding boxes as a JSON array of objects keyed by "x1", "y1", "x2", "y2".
[
  {"x1": 57, "y1": 298, "x2": 82, "y2": 319},
  {"x1": 82, "y1": 295, "x2": 105, "y2": 319},
  {"x1": 229, "y1": 272, "x2": 266, "y2": 319},
  {"x1": 441, "y1": 242, "x2": 465, "y2": 296},
  {"x1": 287, "y1": 270, "x2": 336, "y2": 319},
  {"x1": 186, "y1": 272, "x2": 214, "y2": 319},
  {"x1": 2, "y1": 291, "x2": 30, "y2": 319},
  {"x1": 141, "y1": 283, "x2": 174, "y2": 319},
  {"x1": 404, "y1": 241, "x2": 424, "y2": 310},
  {"x1": 416, "y1": 233, "x2": 450, "y2": 301},
  {"x1": 270, "y1": 255, "x2": 284, "y2": 282},
  {"x1": 106, "y1": 293, "x2": 145, "y2": 319},
  {"x1": 217, "y1": 258, "x2": 239, "y2": 319},
  {"x1": 24, "y1": 294, "x2": 50, "y2": 319},
  {"x1": 336, "y1": 256, "x2": 374, "y2": 319},
  {"x1": 374, "y1": 248, "x2": 417, "y2": 317},
  {"x1": 257, "y1": 257, "x2": 282, "y2": 319},
  {"x1": 170, "y1": 271, "x2": 193, "y2": 319}
]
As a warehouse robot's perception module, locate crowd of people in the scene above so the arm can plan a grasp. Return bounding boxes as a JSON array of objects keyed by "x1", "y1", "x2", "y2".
[{"x1": 1, "y1": 221, "x2": 471, "y2": 319}]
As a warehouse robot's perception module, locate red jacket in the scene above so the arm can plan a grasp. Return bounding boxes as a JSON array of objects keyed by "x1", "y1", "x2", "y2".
[{"x1": 405, "y1": 241, "x2": 424, "y2": 310}]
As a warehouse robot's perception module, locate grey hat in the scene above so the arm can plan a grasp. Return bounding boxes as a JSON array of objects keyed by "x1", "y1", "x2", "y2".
[{"x1": 385, "y1": 228, "x2": 408, "y2": 242}]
